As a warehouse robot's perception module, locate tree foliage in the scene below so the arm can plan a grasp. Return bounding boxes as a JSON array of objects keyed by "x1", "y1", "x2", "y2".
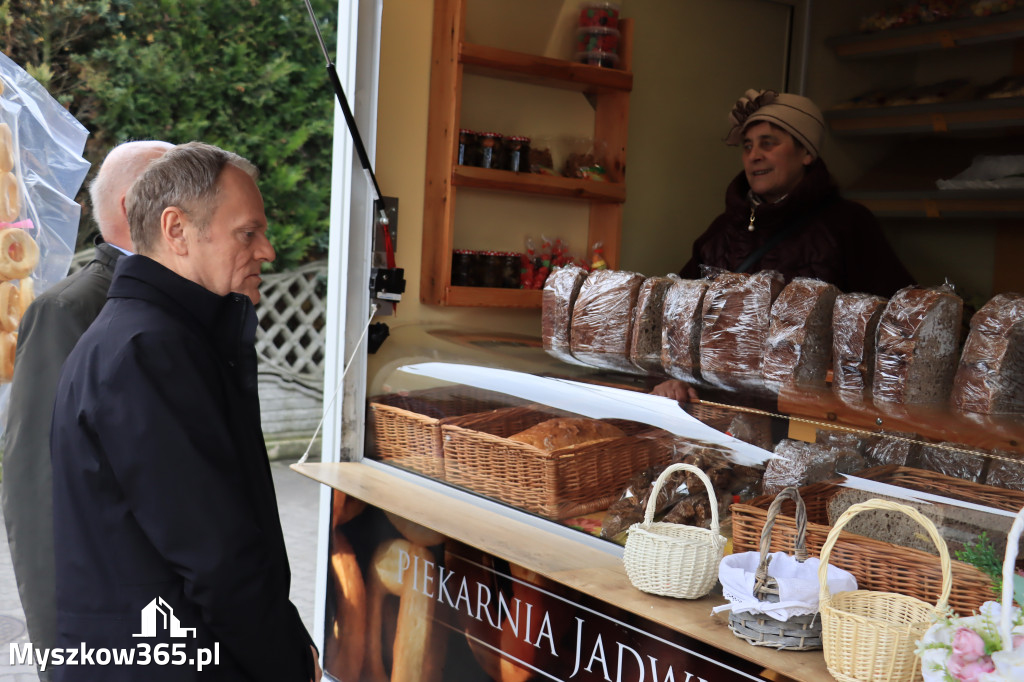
[{"x1": 2, "y1": 0, "x2": 338, "y2": 270}]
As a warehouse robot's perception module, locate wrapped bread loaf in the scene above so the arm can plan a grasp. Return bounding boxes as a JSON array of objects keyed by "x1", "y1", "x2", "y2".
[
  {"x1": 832, "y1": 293, "x2": 888, "y2": 400},
  {"x1": 660, "y1": 278, "x2": 710, "y2": 382},
  {"x1": 816, "y1": 427, "x2": 920, "y2": 468},
  {"x1": 699, "y1": 270, "x2": 785, "y2": 387},
  {"x1": 951, "y1": 292, "x2": 1024, "y2": 415},
  {"x1": 570, "y1": 269, "x2": 645, "y2": 373},
  {"x1": 873, "y1": 285, "x2": 964, "y2": 405},
  {"x1": 762, "y1": 439, "x2": 866, "y2": 497},
  {"x1": 541, "y1": 264, "x2": 589, "y2": 365},
  {"x1": 984, "y1": 456, "x2": 1024, "y2": 492},
  {"x1": 916, "y1": 441, "x2": 986, "y2": 483},
  {"x1": 629, "y1": 275, "x2": 676, "y2": 373},
  {"x1": 762, "y1": 277, "x2": 840, "y2": 386},
  {"x1": 507, "y1": 417, "x2": 625, "y2": 451}
]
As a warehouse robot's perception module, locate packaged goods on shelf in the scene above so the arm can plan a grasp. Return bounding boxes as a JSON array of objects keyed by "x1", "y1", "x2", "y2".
[
  {"x1": 569, "y1": 269, "x2": 645, "y2": 373},
  {"x1": 761, "y1": 439, "x2": 867, "y2": 497},
  {"x1": 660, "y1": 278, "x2": 709, "y2": 383},
  {"x1": 762, "y1": 278, "x2": 840, "y2": 387},
  {"x1": 629, "y1": 275, "x2": 676, "y2": 373},
  {"x1": 951, "y1": 292, "x2": 1024, "y2": 414},
  {"x1": 832, "y1": 293, "x2": 888, "y2": 401},
  {"x1": 541, "y1": 264, "x2": 589, "y2": 365}
]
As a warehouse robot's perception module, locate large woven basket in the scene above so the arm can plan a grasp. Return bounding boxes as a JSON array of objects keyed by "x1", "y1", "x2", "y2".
[
  {"x1": 818, "y1": 498, "x2": 952, "y2": 682},
  {"x1": 731, "y1": 464, "x2": 1024, "y2": 615},
  {"x1": 368, "y1": 386, "x2": 517, "y2": 478},
  {"x1": 623, "y1": 463, "x2": 727, "y2": 599},
  {"x1": 728, "y1": 486, "x2": 823, "y2": 651},
  {"x1": 441, "y1": 406, "x2": 669, "y2": 519}
]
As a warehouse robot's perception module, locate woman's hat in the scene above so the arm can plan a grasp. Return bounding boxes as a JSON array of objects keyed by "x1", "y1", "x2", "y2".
[{"x1": 724, "y1": 88, "x2": 824, "y2": 160}]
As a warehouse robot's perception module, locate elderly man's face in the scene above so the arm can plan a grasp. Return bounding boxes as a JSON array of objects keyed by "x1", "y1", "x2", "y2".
[
  {"x1": 741, "y1": 121, "x2": 813, "y2": 203},
  {"x1": 186, "y1": 165, "x2": 275, "y2": 304}
]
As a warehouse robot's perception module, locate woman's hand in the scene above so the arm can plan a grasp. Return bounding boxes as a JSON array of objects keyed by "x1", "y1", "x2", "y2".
[{"x1": 651, "y1": 379, "x2": 699, "y2": 404}]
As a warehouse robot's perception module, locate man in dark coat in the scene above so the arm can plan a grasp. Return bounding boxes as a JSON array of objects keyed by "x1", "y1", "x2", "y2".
[
  {"x1": 1, "y1": 140, "x2": 171, "y2": 678},
  {"x1": 680, "y1": 89, "x2": 914, "y2": 298},
  {"x1": 49, "y1": 142, "x2": 320, "y2": 681}
]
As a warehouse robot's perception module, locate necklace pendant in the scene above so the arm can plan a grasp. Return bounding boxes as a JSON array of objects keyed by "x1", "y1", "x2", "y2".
[{"x1": 747, "y1": 207, "x2": 756, "y2": 232}]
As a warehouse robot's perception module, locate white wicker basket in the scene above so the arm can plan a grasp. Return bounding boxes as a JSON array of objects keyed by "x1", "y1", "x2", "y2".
[{"x1": 623, "y1": 462, "x2": 727, "y2": 599}]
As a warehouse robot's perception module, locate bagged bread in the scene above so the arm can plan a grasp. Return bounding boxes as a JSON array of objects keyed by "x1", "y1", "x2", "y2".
[
  {"x1": 816, "y1": 427, "x2": 920, "y2": 468},
  {"x1": 832, "y1": 292, "x2": 888, "y2": 400},
  {"x1": 699, "y1": 270, "x2": 785, "y2": 387},
  {"x1": 761, "y1": 439, "x2": 866, "y2": 497},
  {"x1": 629, "y1": 275, "x2": 676, "y2": 373},
  {"x1": 873, "y1": 285, "x2": 964, "y2": 405},
  {"x1": 916, "y1": 441, "x2": 986, "y2": 483},
  {"x1": 570, "y1": 269, "x2": 645, "y2": 373},
  {"x1": 984, "y1": 456, "x2": 1024, "y2": 492},
  {"x1": 541, "y1": 264, "x2": 589, "y2": 365},
  {"x1": 660, "y1": 278, "x2": 710, "y2": 382},
  {"x1": 762, "y1": 277, "x2": 840, "y2": 386},
  {"x1": 507, "y1": 417, "x2": 625, "y2": 451},
  {"x1": 951, "y1": 292, "x2": 1024, "y2": 415}
]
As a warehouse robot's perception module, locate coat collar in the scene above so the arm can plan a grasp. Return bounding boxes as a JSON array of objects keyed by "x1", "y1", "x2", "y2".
[
  {"x1": 107, "y1": 255, "x2": 257, "y2": 361},
  {"x1": 724, "y1": 157, "x2": 839, "y2": 233}
]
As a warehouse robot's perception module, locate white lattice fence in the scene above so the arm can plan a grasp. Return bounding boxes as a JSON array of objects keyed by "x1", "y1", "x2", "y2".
[{"x1": 254, "y1": 261, "x2": 328, "y2": 386}]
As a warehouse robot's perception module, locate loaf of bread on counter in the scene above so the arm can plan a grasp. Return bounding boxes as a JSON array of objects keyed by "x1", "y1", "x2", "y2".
[
  {"x1": 629, "y1": 275, "x2": 676, "y2": 373},
  {"x1": 762, "y1": 277, "x2": 840, "y2": 386},
  {"x1": 951, "y1": 292, "x2": 1024, "y2": 415},
  {"x1": 916, "y1": 441, "x2": 986, "y2": 483},
  {"x1": 660, "y1": 278, "x2": 710, "y2": 382},
  {"x1": 761, "y1": 438, "x2": 866, "y2": 497},
  {"x1": 699, "y1": 270, "x2": 785, "y2": 386},
  {"x1": 570, "y1": 269, "x2": 645, "y2": 373},
  {"x1": 541, "y1": 264, "x2": 589, "y2": 365},
  {"x1": 832, "y1": 292, "x2": 888, "y2": 400},
  {"x1": 984, "y1": 455, "x2": 1024, "y2": 492},
  {"x1": 507, "y1": 417, "x2": 626, "y2": 451},
  {"x1": 873, "y1": 285, "x2": 964, "y2": 405},
  {"x1": 816, "y1": 427, "x2": 920, "y2": 468}
]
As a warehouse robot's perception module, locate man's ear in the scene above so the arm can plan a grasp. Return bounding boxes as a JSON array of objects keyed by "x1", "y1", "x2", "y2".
[{"x1": 161, "y1": 206, "x2": 190, "y2": 256}]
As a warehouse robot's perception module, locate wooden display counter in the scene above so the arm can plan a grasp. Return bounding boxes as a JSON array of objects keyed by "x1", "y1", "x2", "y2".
[{"x1": 295, "y1": 460, "x2": 833, "y2": 682}]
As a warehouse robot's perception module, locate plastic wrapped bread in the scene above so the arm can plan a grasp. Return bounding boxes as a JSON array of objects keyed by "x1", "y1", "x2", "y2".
[
  {"x1": 569, "y1": 269, "x2": 645, "y2": 373},
  {"x1": 761, "y1": 439, "x2": 866, "y2": 497},
  {"x1": 984, "y1": 456, "x2": 1024, "y2": 492},
  {"x1": 541, "y1": 264, "x2": 589, "y2": 365},
  {"x1": 916, "y1": 441, "x2": 986, "y2": 483},
  {"x1": 873, "y1": 285, "x2": 964, "y2": 405},
  {"x1": 762, "y1": 277, "x2": 840, "y2": 386},
  {"x1": 832, "y1": 293, "x2": 888, "y2": 400},
  {"x1": 629, "y1": 275, "x2": 676, "y2": 373},
  {"x1": 660, "y1": 278, "x2": 710, "y2": 382},
  {"x1": 699, "y1": 270, "x2": 785, "y2": 387},
  {"x1": 951, "y1": 292, "x2": 1024, "y2": 415}
]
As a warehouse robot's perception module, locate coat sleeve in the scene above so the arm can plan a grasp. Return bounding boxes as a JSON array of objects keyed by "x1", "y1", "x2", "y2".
[{"x1": 87, "y1": 331, "x2": 313, "y2": 681}]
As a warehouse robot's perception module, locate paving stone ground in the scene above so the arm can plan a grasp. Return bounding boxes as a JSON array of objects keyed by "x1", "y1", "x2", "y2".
[{"x1": 0, "y1": 457, "x2": 322, "y2": 681}]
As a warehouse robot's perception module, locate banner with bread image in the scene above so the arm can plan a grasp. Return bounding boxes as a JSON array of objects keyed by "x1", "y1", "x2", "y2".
[
  {"x1": 322, "y1": 490, "x2": 773, "y2": 682},
  {"x1": 0, "y1": 54, "x2": 90, "y2": 397}
]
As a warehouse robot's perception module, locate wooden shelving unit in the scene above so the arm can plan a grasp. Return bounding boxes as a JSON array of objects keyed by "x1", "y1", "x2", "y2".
[
  {"x1": 828, "y1": 9, "x2": 1024, "y2": 58},
  {"x1": 420, "y1": 0, "x2": 632, "y2": 308},
  {"x1": 826, "y1": 97, "x2": 1024, "y2": 135}
]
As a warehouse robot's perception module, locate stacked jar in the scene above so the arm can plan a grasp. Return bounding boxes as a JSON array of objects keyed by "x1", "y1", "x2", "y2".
[{"x1": 576, "y1": 2, "x2": 621, "y2": 68}]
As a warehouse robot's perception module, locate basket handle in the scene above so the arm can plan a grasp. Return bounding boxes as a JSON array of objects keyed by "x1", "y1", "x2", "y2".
[
  {"x1": 817, "y1": 498, "x2": 951, "y2": 612},
  {"x1": 642, "y1": 463, "x2": 720, "y2": 534},
  {"x1": 998, "y1": 506, "x2": 1024, "y2": 654}
]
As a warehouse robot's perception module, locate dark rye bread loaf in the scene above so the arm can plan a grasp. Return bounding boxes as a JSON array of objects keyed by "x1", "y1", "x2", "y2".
[
  {"x1": 629, "y1": 275, "x2": 675, "y2": 373},
  {"x1": 761, "y1": 439, "x2": 866, "y2": 497},
  {"x1": 699, "y1": 270, "x2": 785, "y2": 386},
  {"x1": 762, "y1": 277, "x2": 840, "y2": 386},
  {"x1": 569, "y1": 269, "x2": 645, "y2": 373},
  {"x1": 951, "y1": 292, "x2": 1024, "y2": 415},
  {"x1": 541, "y1": 264, "x2": 588, "y2": 365},
  {"x1": 660, "y1": 278, "x2": 710, "y2": 382},
  {"x1": 832, "y1": 293, "x2": 887, "y2": 400},
  {"x1": 874, "y1": 286, "x2": 964, "y2": 405}
]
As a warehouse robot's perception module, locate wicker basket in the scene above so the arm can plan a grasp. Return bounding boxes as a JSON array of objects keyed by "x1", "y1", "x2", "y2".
[
  {"x1": 818, "y1": 498, "x2": 952, "y2": 682},
  {"x1": 623, "y1": 463, "x2": 727, "y2": 599},
  {"x1": 727, "y1": 486, "x2": 823, "y2": 651},
  {"x1": 440, "y1": 406, "x2": 669, "y2": 519},
  {"x1": 367, "y1": 387, "x2": 516, "y2": 478},
  {"x1": 731, "y1": 465, "x2": 1024, "y2": 615}
]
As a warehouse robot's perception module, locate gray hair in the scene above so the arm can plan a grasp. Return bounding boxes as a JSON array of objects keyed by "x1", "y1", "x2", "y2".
[{"x1": 126, "y1": 141, "x2": 259, "y2": 255}]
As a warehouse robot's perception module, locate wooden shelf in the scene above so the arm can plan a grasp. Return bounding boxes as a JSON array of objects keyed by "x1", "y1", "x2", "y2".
[
  {"x1": 848, "y1": 189, "x2": 1024, "y2": 218},
  {"x1": 829, "y1": 9, "x2": 1024, "y2": 58},
  {"x1": 460, "y1": 42, "x2": 633, "y2": 93},
  {"x1": 453, "y1": 165, "x2": 626, "y2": 202},
  {"x1": 442, "y1": 286, "x2": 542, "y2": 308},
  {"x1": 826, "y1": 97, "x2": 1024, "y2": 134}
]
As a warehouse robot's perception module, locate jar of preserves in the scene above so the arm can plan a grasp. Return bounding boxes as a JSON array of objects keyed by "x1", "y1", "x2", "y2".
[
  {"x1": 481, "y1": 251, "x2": 503, "y2": 287},
  {"x1": 500, "y1": 252, "x2": 521, "y2": 288},
  {"x1": 457, "y1": 129, "x2": 477, "y2": 166},
  {"x1": 451, "y1": 249, "x2": 475, "y2": 286},
  {"x1": 505, "y1": 136, "x2": 531, "y2": 173},
  {"x1": 477, "y1": 132, "x2": 502, "y2": 169}
]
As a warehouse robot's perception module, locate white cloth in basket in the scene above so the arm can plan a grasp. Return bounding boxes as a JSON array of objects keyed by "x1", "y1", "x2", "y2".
[{"x1": 714, "y1": 550, "x2": 857, "y2": 621}]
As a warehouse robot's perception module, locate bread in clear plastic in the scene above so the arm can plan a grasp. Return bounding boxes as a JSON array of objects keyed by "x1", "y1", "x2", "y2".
[
  {"x1": 916, "y1": 441, "x2": 986, "y2": 483},
  {"x1": 569, "y1": 269, "x2": 645, "y2": 373},
  {"x1": 950, "y1": 291, "x2": 1024, "y2": 415},
  {"x1": 762, "y1": 277, "x2": 840, "y2": 387},
  {"x1": 629, "y1": 275, "x2": 676, "y2": 373},
  {"x1": 831, "y1": 292, "x2": 887, "y2": 400},
  {"x1": 541, "y1": 264, "x2": 588, "y2": 365},
  {"x1": 873, "y1": 284, "x2": 964, "y2": 405},
  {"x1": 761, "y1": 438, "x2": 866, "y2": 497},
  {"x1": 699, "y1": 270, "x2": 785, "y2": 388},
  {"x1": 660, "y1": 278, "x2": 710, "y2": 382}
]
